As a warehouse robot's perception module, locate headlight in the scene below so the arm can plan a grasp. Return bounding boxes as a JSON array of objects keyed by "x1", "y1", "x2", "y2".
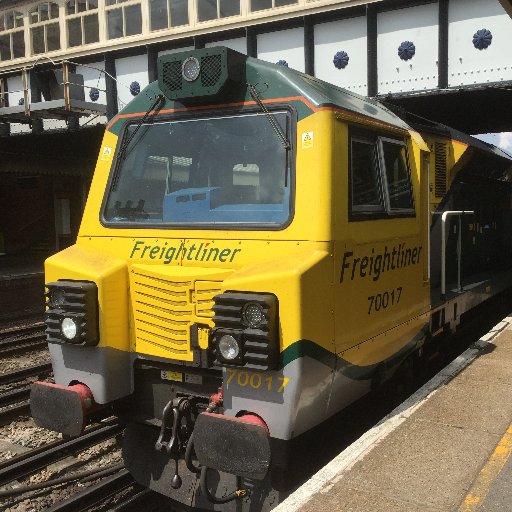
[
  {"x1": 182, "y1": 57, "x2": 200, "y2": 82},
  {"x1": 212, "y1": 292, "x2": 279, "y2": 370},
  {"x1": 61, "y1": 317, "x2": 78, "y2": 340},
  {"x1": 242, "y1": 302, "x2": 265, "y2": 328},
  {"x1": 218, "y1": 334, "x2": 241, "y2": 361},
  {"x1": 45, "y1": 281, "x2": 99, "y2": 346}
]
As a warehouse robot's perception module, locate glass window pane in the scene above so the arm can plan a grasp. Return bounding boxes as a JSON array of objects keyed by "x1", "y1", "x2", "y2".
[
  {"x1": 47, "y1": 23, "x2": 60, "y2": 51},
  {"x1": 105, "y1": 0, "x2": 117, "y2": 6},
  {"x1": 88, "y1": 0, "x2": 98, "y2": 9},
  {"x1": 83, "y1": 14, "x2": 99, "y2": 43},
  {"x1": 382, "y1": 141, "x2": 413, "y2": 210},
  {"x1": 0, "y1": 15, "x2": 4, "y2": 32},
  {"x1": 30, "y1": 9, "x2": 39, "y2": 24},
  {"x1": 170, "y1": 0, "x2": 188, "y2": 26},
  {"x1": 40, "y1": 3, "x2": 49, "y2": 21},
  {"x1": 67, "y1": 17, "x2": 82, "y2": 47},
  {"x1": 5, "y1": 12, "x2": 14, "y2": 30},
  {"x1": 14, "y1": 12, "x2": 24, "y2": 27},
  {"x1": 77, "y1": 0, "x2": 87, "y2": 13},
  {"x1": 251, "y1": 0, "x2": 272, "y2": 11},
  {"x1": 197, "y1": 0, "x2": 217, "y2": 21},
  {"x1": 219, "y1": 0, "x2": 239, "y2": 17},
  {"x1": 67, "y1": 0, "x2": 76, "y2": 15},
  {"x1": 50, "y1": 2, "x2": 60, "y2": 18},
  {"x1": 31, "y1": 26, "x2": 45, "y2": 54},
  {"x1": 0, "y1": 35, "x2": 10, "y2": 60},
  {"x1": 12, "y1": 31, "x2": 25, "y2": 58},
  {"x1": 107, "y1": 8, "x2": 123, "y2": 39},
  {"x1": 150, "y1": 0, "x2": 167, "y2": 31},
  {"x1": 275, "y1": 0, "x2": 297, "y2": 6},
  {"x1": 125, "y1": 4, "x2": 142, "y2": 36},
  {"x1": 104, "y1": 112, "x2": 291, "y2": 226},
  {"x1": 351, "y1": 140, "x2": 382, "y2": 209}
]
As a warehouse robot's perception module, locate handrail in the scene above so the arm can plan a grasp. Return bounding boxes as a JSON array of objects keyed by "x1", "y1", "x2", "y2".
[{"x1": 440, "y1": 210, "x2": 475, "y2": 299}]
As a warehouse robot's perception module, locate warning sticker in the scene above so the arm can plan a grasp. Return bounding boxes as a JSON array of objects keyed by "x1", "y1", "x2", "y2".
[
  {"x1": 100, "y1": 146, "x2": 113, "y2": 161},
  {"x1": 302, "y1": 132, "x2": 314, "y2": 149}
]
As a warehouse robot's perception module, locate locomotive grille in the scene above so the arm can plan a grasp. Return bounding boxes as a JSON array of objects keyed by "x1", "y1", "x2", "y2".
[
  {"x1": 162, "y1": 61, "x2": 183, "y2": 91},
  {"x1": 212, "y1": 293, "x2": 279, "y2": 371},
  {"x1": 129, "y1": 266, "x2": 224, "y2": 361},
  {"x1": 45, "y1": 280, "x2": 99, "y2": 346},
  {"x1": 200, "y1": 55, "x2": 222, "y2": 87},
  {"x1": 434, "y1": 142, "x2": 447, "y2": 197}
]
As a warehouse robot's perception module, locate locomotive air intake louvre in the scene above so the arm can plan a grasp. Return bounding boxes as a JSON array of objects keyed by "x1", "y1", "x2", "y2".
[
  {"x1": 200, "y1": 55, "x2": 222, "y2": 87},
  {"x1": 162, "y1": 61, "x2": 183, "y2": 92},
  {"x1": 435, "y1": 142, "x2": 447, "y2": 197}
]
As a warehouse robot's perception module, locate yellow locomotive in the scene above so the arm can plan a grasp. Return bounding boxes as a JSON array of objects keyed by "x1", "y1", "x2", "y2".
[{"x1": 31, "y1": 47, "x2": 512, "y2": 509}]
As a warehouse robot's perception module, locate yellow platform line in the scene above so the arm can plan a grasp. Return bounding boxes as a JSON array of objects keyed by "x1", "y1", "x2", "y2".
[{"x1": 459, "y1": 423, "x2": 512, "y2": 511}]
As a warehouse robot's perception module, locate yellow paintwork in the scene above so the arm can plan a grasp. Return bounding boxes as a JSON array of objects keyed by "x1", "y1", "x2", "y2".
[
  {"x1": 332, "y1": 120, "x2": 430, "y2": 365},
  {"x1": 46, "y1": 108, "x2": 433, "y2": 367}
]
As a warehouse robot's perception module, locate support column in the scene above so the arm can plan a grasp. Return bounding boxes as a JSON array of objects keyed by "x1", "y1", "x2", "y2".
[{"x1": 367, "y1": 4, "x2": 378, "y2": 97}]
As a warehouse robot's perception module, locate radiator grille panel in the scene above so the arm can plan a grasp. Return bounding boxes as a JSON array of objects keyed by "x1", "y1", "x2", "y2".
[
  {"x1": 162, "y1": 61, "x2": 183, "y2": 91},
  {"x1": 201, "y1": 54, "x2": 222, "y2": 87},
  {"x1": 130, "y1": 266, "x2": 224, "y2": 361}
]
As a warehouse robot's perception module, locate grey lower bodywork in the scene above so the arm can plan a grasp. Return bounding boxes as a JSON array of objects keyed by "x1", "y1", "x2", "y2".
[{"x1": 48, "y1": 343, "x2": 133, "y2": 404}]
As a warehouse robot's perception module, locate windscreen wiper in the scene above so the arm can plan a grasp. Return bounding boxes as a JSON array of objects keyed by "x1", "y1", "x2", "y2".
[
  {"x1": 111, "y1": 94, "x2": 165, "y2": 191},
  {"x1": 247, "y1": 84, "x2": 291, "y2": 150},
  {"x1": 118, "y1": 94, "x2": 166, "y2": 161}
]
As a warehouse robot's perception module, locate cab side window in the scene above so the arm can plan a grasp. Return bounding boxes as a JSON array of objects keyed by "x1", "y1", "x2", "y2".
[
  {"x1": 351, "y1": 138, "x2": 384, "y2": 212},
  {"x1": 349, "y1": 129, "x2": 414, "y2": 219}
]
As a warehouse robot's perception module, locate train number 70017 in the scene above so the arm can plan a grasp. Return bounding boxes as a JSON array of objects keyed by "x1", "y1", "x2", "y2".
[{"x1": 367, "y1": 287, "x2": 402, "y2": 315}]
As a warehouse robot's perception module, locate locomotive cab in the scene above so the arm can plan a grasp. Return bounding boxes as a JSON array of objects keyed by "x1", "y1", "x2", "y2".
[{"x1": 30, "y1": 47, "x2": 512, "y2": 511}]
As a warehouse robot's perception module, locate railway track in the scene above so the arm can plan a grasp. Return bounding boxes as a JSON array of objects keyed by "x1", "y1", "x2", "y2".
[
  {"x1": 0, "y1": 362, "x2": 52, "y2": 387},
  {"x1": 0, "y1": 322, "x2": 46, "y2": 356},
  {"x1": 0, "y1": 419, "x2": 140, "y2": 512},
  {"x1": 0, "y1": 363, "x2": 52, "y2": 425}
]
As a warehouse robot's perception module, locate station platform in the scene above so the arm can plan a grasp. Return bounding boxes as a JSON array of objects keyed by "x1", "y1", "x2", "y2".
[{"x1": 276, "y1": 317, "x2": 512, "y2": 512}]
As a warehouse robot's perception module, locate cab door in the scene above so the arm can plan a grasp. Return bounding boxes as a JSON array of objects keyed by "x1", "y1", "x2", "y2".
[{"x1": 333, "y1": 121, "x2": 429, "y2": 380}]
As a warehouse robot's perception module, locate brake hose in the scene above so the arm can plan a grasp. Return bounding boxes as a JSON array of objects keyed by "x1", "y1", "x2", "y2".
[{"x1": 199, "y1": 466, "x2": 247, "y2": 504}]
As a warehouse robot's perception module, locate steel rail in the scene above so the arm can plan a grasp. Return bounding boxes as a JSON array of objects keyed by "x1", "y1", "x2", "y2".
[
  {"x1": 108, "y1": 488, "x2": 153, "y2": 511},
  {"x1": 0, "y1": 322, "x2": 45, "y2": 338},
  {"x1": 0, "y1": 386, "x2": 30, "y2": 408},
  {"x1": 0, "y1": 333, "x2": 47, "y2": 354},
  {"x1": 0, "y1": 362, "x2": 52, "y2": 386},
  {"x1": 44, "y1": 470, "x2": 136, "y2": 512},
  {"x1": 0, "y1": 421, "x2": 123, "y2": 486}
]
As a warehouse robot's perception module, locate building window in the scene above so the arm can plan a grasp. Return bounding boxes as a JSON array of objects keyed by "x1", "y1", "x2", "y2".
[
  {"x1": 197, "y1": 0, "x2": 240, "y2": 22},
  {"x1": 66, "y1": 0, "x2": 99, "y2": 47},
  {"x1": 106, "y1": 0, "x2": 142, "y2": 39},
  {"x1": 29, "y1": 2, "x2": 60, "y2": 54},
  {"x1": 150, "y1": 0, "x2": 188, "y2": 31},
  {"x1": 0, "y1": 11, "x2": 25, "y2": 60},
  {"x1": 251, "y1": 0, "x2": 297, "y2": 12}
]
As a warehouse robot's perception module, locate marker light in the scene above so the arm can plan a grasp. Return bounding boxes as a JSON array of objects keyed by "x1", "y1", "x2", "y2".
[
  {"x1": 182, "y1": 57, "x2": 200, "y2": 82},
  {"x1": 50, "y1": 289, "x2": 66, "y2": 307},
  {"x1": 61, "y1": 317, "x2": 78, "y2": 340},
  {"x1": 218, "y1": 335, "x2": 240, "y2": 361},
  {"x1": 242, "y1": 302, "x2": 265, "y2": 328}
]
